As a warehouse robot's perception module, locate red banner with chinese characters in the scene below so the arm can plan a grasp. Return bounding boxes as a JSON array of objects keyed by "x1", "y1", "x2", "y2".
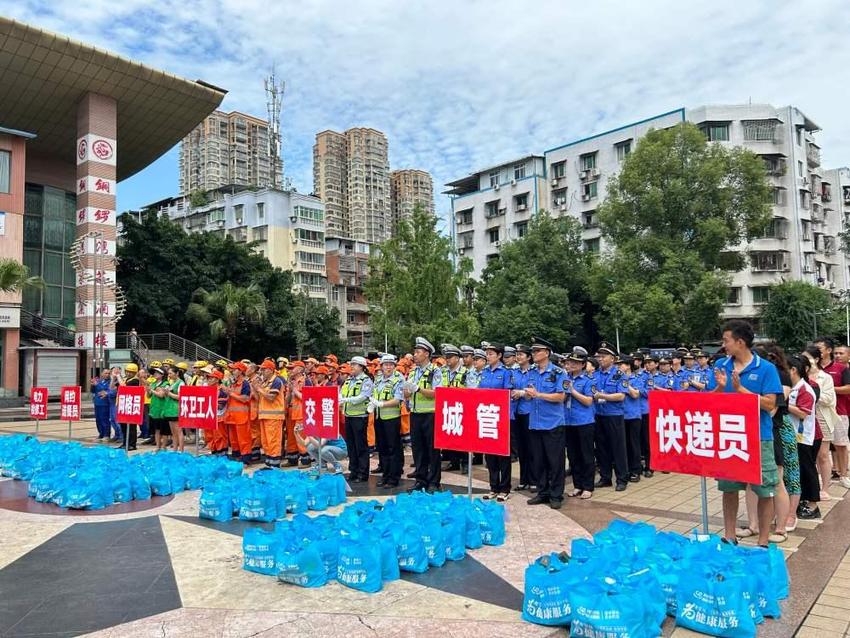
[
  {"x1": 60, "y1": 386, "x2": 81, "y2": 421},
  {"x1": 302, "y1": 385, "x2": 340, "y2": 439},
  {"x1": 115, "y1": 385, "x2": 146, "y2": 425},
  {"x1": 29, "y1": 387, "x2": 48, "y2": 420},
  {"x1": 177, "y1": 385, "x2": 218, "y2": 430},
  {"x1": 649, "y1": 391, "x2": 761, "y2": 484},
  {"x1": 434, "y1": 387, "x2": 511, "y2": 456}
]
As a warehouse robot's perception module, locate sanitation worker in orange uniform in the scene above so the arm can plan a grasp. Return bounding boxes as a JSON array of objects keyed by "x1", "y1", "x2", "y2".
[
  {"x1": 254, "y1": 359, "x2": 285, "y2": 468},
  {"x1": 224, "y1": 361, "x2": 253, "y2": 463}
]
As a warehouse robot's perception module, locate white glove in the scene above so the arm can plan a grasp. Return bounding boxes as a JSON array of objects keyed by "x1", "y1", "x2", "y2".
[
  {"x1": 375, "y1": 400, "x2": 385, "y2": 409},
  {"x1": 339, "y1": 397, "x2": 350, "y2": 405},
  {"x1": 367, "y1": 397, "x2": 379, "y2": 409}
]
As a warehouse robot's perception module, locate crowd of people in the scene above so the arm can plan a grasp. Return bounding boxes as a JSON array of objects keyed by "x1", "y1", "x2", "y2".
[{"x1": 92, "y1": 320, "x2": 850, "y2": 548}]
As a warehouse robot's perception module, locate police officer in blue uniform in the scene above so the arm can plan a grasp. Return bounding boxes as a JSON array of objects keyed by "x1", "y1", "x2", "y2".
[
  {"x1": 564, "y1": 347, "x2": 596, "y2": 499},
  {"x1": 479, "y1": 342, "x2": 514, "y2": 501},
  {"x1": 512, "y1": 344, "x2": 534, "y2": 491},
  {"x1": 440, "y1": 343, "x2": 468, "y2": 472},
  {"x1": 522, "y1": 337, "x2": 568, "y2": 509},
  {"x1": 640, "y1": 353, "x2": 659, "y2": 477},
  {"x1": 404, "y1": 337, "x2": 443, "y2": 493},
  {"x1": 655, "y1": 357, "x2": 676, "y2": 390},
  {"x1": 593, "y1": 342, "x2": 630, "y2": 491},
  {"x1": 620, "y1": 354, "x2": 644, "y2": 482},
  {"x1": 670, "y1": 348, "x2": 691, "y2": 391}
]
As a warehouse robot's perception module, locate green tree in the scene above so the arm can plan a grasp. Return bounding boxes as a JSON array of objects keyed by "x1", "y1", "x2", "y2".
[
  {"x1": 760, "y1": 281, "x2": 841, "y2": 352},
  {"x1": 186, "y1": 282, "x2": 267, "y2": 359},
  {"x1": 188, "y1": 189, "x2": 209, "y2": 208},
  {"x1": 592, "y1": 122, "x2": 772, "y2": 348},
  {"x1": 0, "y1": 258, "x2": 44, "y2": 293},
  {"x1": 363, "y1": 204, "x2": 478, "y2": 352},
  {"x1": 475, "y1": 212, "x2": 589, "y2": 348}
]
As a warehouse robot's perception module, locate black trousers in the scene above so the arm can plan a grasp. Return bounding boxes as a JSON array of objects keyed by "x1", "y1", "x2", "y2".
[
  {"x1": 798, "y1": 439, "x2": 822, "y2": 503},
  {"x1": 640, "y1": 413, "x2": 651, "y2": 470},
  {"x1": 485, "y1": 453, "x2": 511, "y2": 493},
  {"x1": 529, "y1": 427, "x2": 566, "y2": 501},
  {"x1": 375, "y1": 416, "x2": 403, "y2": 482},
  {"x1": 565, "y1": 424, "x2": 595, "y2": 492},
  {"x1": 625, "y1": 417, "x2": 643, "y2": 475},
  {"x1": 595, "y1": 415, "x2": 629, "y2": 484},
  {"x1": 121, "y1": 423, "x2": 137, "y2": 449},
  {"x1": 514, "y1": 413, "x2": 535, "y2": 486},
  {"x1": 344, "y1": 416, "x2": 369, "y2": 479},
  {"x1": 411, "y1": 412, "x2": 441, "y2": 488}
]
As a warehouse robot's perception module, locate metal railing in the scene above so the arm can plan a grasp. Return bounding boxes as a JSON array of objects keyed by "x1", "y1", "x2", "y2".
[
  {"x1": 115, "y1": 332, "x2": 228, "y2": 365},
  {"x1": 20, "y1": 308, "x2": 75, "y2": 347}
]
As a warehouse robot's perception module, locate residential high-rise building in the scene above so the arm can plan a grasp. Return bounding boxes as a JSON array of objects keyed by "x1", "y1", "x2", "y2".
[
  {"x1": 179, "y1": 110, "x2": 281, "y2": 194},
  {"x1": 390, "y1": 169, "x2": 434, "y2": 231},
  {"x1": 325, "y1": 238, "x2": 373, "y2": 351},
  {"x1": 313, "y1": 127, "x2": 391, "y2": 243},
  {"x1": 448, "y1": 103, "x2": 846, "y2": 325}
]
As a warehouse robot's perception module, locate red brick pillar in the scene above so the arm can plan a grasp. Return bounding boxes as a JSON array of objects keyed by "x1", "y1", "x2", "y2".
[{"x1": 75, "y1": 93, "x2": 117, "y2": 367}]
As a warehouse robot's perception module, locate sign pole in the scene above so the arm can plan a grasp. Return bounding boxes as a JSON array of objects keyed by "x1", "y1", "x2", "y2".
[
  {"x1": 195, "y1": 430, "x2": 199, "y2": 457},
  {"x1": 35, "y1": 417, "x2": 39, "y2": 436},
  {"x1": 467, "y1": 451, "x2": 473, "y2": 500},
  {"x1": 317, "y1": 436, "x2": 323, "y2": 476},
  {"x1": 700, "y1": 477, "x2": 709, "y2": 535},
  {"x1": 124, "y1": 421, "x2": 130, "y2": 456},
  {"x1": 68, "y1": 420, "x2": 72, "y2": 441}
]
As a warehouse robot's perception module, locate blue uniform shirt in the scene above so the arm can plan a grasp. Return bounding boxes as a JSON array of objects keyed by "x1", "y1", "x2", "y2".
[
  {"x1": 714, "y1": 353, "x2": 782, "y2": 441},
  {"x1": 513, "y1": 367, "x2": 532, "y2": 415},
  {"x1": 479, "y1": 363, "x2": 512, "y2": 391},
  {"x1": 565, "y1": 373, "x2": 595, "y2": 426},
  {"x1": 465, "y1": 367, "x2": 481, "y2": 389},
  {"x1": 682, "y1": 364, "x2": 703, "y2": 392},
  {"x1": 92, "y1": 379, "x2": 111, "y2": 407},
  {"x1": 594, "y1": 366, "x2": 627, "y2": 416},
  {"x1": 623, "y1": 372, "x2": 643, "y2": 420},
  {"x1": 527, "y1": 363, "x2": 567, "y2": 430},
  {"x1": 654, "y1": 370, "x2": 676, "y2": 391},
  {"x1": 637, "y1": 369, "x2": 651, "y2": 415}
]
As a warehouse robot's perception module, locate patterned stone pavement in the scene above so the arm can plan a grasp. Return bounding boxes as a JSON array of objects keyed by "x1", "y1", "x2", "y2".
[{"x1": 0, "y1": 418, "x2": 848, "y2": 637}]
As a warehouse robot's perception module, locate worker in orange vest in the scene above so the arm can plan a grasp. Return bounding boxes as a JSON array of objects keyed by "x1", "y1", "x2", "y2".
[
  {"x1": 285, "y1": 361, "x2": 306, "y2": 466},
  {"x1": 246, "y1": 362, "x2": 262, "y2": 462},
  {"x1": 224, "y1": 361, "x2": 253, "y2": 464},
  {"x1": 254, "y1": 359, "x2": 286, "y2": 468}
]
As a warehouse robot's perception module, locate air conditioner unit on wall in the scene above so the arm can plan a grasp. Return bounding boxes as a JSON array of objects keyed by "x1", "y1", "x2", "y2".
[
  {"x1": 590, "y1": 168, "x2": 600, "y2": 178},
  {"x1": 559, "y1": 204, "x2": 567, "y2": 211},
  {"x1": 581, "y1": 194, "x2": 591, "y2": 202},
  {"x1": 494, "y1": 240, "x2": 502, "y2": 247},
  {"x1": 551, "y1": 178, "x2": 559, "y2": 186},
  {"x1": 494, "y1": 183, "x2": 500, "y2": 190},
  {"x1": 579, "y1": 170, "x2": 588, "y2": 180}
]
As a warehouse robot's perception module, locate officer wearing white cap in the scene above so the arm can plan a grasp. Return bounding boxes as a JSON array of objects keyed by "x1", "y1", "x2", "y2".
[
  {"x1": 460, "y1": 345, "x2": 475, "y2": 372},
  {"x1": 593, "y1": 341, "x2": 629, "y2": 492},
  {"x1": 466, "y1": 349, "x2": 486, "y2": 388},
  {"x1": 404, "y1": 337, "x2": 443, "y2": 492},
  {"x1": 341, "y1": 355, "x2": 374, "y2": 482},
  {"x1": 522, "y1": 336, "x2": 568, "y2": 509},
  {"x1": 369, "y1": 353, "x2": 405, "y2": 488},
  {"x1": 440, "y1": 344, "x2": 468, "y2": 472},
  {"x1": 502, "y1": 345, "x2": 518, "y2": 369}
]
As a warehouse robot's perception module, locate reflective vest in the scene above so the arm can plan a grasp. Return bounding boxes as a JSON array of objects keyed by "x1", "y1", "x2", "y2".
[
  {"x1": 373, "y1": 371, "x2": 404, "y2": 420},
  {"x1": 342, "y1": 374, "x2": 368, "y2": 417},
  {"x1": 408, "y1": 364, "x2": 437, "y2": 414},
  {"x1": 224, "y1": 379, "x2": 250, "y2": 425},
  {"x1": 248, "y1": 375, "x2": 259, "y2": 420},
  {"x1": 258, "y1": 378, "x2": 286, "y2": 420},
  {"x1": 287, "y1": 377, "x2": 303, "y2": 423},
  {"x1": 442, "y1": 365, "x2": 468, "y2": 388}
]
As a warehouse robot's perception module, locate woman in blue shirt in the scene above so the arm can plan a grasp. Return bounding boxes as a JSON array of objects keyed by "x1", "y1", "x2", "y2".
[
  {"x1": 564, "y1": 350, "x2": 595, "y2": 499},
  {"x1": 619, "y1": 358, "x2": 644, "y2": 482}
]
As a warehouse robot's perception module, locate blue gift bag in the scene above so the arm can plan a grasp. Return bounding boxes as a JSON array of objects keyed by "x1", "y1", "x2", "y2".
[
  {"x1": 379, "y1": 529, "x2": 400, "y2": 581},
  {"x1": 337, "y1": 534, "x2": 383, "y2": 593},
  {"x1": 477, "y1": 501, "x2": 506, "y2": 546},
  {"x1": 397, "y1": 524, "x2": 429, "y2": 573},
  {"x1": 238, "y1": 483, "x2": 277, "y2": 522},
  {"x1": 522, "y1": 553, "x2": 572, "y2": 626},
  {"x1": 199, "y1": 485, "x2": 235, "y2": 522},
  {"x1": 464, "y1": 506, "x2": 485, "y2": 549},
  {"x1": 242, "y1": 528, "x2": 279, "y2": 576},
  {"x1": 442, "y1": 514, "x2": 466, "y2": 561},
  {"x1": 675, "y1": 571, "x2": 757, "y2": 638},
  {"x1": 421, "y1": 518, "x2": 446, "y2": 567},
  {"x1": 570, "y1": 576, "x2": 662, "y2": 638},
  {"x1": 275, "y1": 542, "x2": 328, "y2": 588}
]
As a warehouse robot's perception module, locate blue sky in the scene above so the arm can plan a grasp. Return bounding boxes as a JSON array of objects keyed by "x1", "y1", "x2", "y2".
[{"x1": 5, "y1": 0, "x2": 850, "y2": 220}]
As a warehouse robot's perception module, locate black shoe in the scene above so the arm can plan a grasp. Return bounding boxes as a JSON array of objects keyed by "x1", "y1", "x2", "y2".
[
  {"x1": 348, "y1": 475, "x2": 363, "y2": 483},
  {"x1": 299, "y1": 456, "x2": 312, "y2": 467},
  {"x1": 629, "y1": 474, "x2": 640, "y2": 483},
  {"x1": 444, "y1": 462, "x2": 461, "y2": 471},
  {"x1": 406, "y1": 471, "x2": 417, "y2": 479},
  {"x1": 516, "y1": 484, "x2": 529, "y2": 492},
  {"x1": 594, "y1": 479, "x2": 613, "y2": 488},
  {"x1": 549, "y1": 500, "x2": 563, "y2": 510},
  {"x1": 615, "y1": 482, "x2": 627, "y2": 492},
  {"x1": 407, "y1": 483, "x2": 426, "y2": 493},
  {"x1": 799, "y1": 506, "x2": 821, "y2": 520},
  {"x1": 529, "y1": 486, "x2": 539, "y2": 493},
  {"x1": 528, "y1": 495, "x2": 550, "y2": 505},
  {"x1": 643, "y1": 469, "x2": 654, "y2": 478},
  {"x1": 372, "y1": 466, "x2": 384, "y2": 475},
  {"x1": 382, "y1": 481, "x2": 399, "y2": 489},
  {"x1": 426, "y1": 485, "x2": 440, "y2": 494},
  {"x1": 376, "y1": 478, "x2": 388, "y2": 487}
]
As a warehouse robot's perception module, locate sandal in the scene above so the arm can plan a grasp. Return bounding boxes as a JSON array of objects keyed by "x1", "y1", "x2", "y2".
[
  {"x1": 566, "y1": 489, "x2": 582, "y2": 498},
  {"x1": 786, "y1": 518, "x2": 798, "y2": 532},
  {"x1": 735, "y1": 526, "x2": 758, "y2": 538},
  {"x1": 579, "y1": 491, "x2": 593, "y2": 499},
  {"x1": 768, "y1": 531, "x2": 788, "y2": 543}
]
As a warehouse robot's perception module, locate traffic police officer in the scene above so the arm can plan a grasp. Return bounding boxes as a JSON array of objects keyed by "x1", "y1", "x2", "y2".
[
  {"x1": 523, "y1": 337, "x2": 568, "y2": 509},
  {"x1": 440, "y1": 343, "x2": 468, "y2": 472},
  {"x1": 563, "y1": 347, "x2": 595, "y2": 499},
  {"x1": 404, "y1": 337, "x2": 443, "y2": 492},
  {"x1": 466, "y1": 349, "x2": 486, "y2": 388},
  {"x1": 340, "y1": 356, "x2": 374, "y2": 482},
  {"x1": 369, "y1": 354, "x2": 405, "y2": 488},
  {"x1": 593, "y1": 341, "x2": 630, "y2": 491},
  {"x1": 512, "y1": 344, "x2": 534, "y2": 490},
  {"x1": 479, "y1": 342, "x2": 513, "y2": 501}
]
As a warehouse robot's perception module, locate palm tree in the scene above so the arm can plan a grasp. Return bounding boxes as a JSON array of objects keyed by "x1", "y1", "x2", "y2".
[
  {"x1": 186, "y1": 282, "x2": 267, "y2": 359},
  {"x1": 0, "y1": 258, "x2": 44, "y2": 293}
]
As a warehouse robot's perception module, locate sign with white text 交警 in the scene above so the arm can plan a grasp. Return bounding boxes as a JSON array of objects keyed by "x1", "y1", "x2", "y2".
[
  {"x1": 650, "y1": 391, "x2": 761, "y2": 484},
  {"x1": 178, "y1": 385, "x2": 218, "y2": 430},
  {"x1": 302, "y1": 385, "x2": 339, "y2": 439},
  {"x1": 434, "y1": 387, "x2": 510, "y2": 456}
]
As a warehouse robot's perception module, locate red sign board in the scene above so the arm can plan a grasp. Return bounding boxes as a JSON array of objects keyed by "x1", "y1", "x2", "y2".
[
  {"x1": 60, "y1": 386, "x2": 82, "y2": 421},
  {"x1": 115, "y1": 385, "x2": 146, "y2": 425},
  {"x1": 302, "y1": 385, "x2": 339, "y2": 439},
  {"x1": 29, "y1": 387, "x2": 48, "y2": 420},
  {"x1": 649, "y1": 391, "x2": 761, "y2": 484},
  {"x1": 434, "y1": 387, "x2": 511, "y2": 456},
  {"x1": 178, "y1": 385, "x2": 218, "y2": 430}
]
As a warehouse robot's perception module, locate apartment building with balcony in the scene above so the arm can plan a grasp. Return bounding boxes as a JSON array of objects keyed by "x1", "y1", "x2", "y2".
[
  {"x1": 390, "y1": 169, "x2": 435, "y2": 232},
  {"x1": 325, "y1": 238, "x2": 372, "y2": 351},
  {"x1": 445, "y1": 155, "x2": 547, "y2": 279},
  {"x1": 448, "y1": 103, "x2": 844, "y2": 322},
  {"x1": 148, "y1": 186, "x2": 327, "y2": 299}
]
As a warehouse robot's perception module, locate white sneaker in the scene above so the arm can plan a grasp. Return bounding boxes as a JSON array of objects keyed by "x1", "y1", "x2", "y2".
[
  {"x1": 483, "y1": 491, "x2": 497, "y2": 500},
  {"x1": 839, "y1": 476, "x2": 850, "y2": 489}
]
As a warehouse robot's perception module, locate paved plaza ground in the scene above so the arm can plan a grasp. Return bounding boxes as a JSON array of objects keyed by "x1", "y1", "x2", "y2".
[{"x1": 0, "y1": 418, "x2": 847, "y2": 637}]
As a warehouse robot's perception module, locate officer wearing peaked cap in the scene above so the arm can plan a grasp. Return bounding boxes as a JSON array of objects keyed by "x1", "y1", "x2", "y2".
[
  {"x1": 460, "y1": 345, "x2": 474, "y2": 373},
  {"x1": 439, "y1": 343, "x2": 468, "y2": 472},
  {"x1": 479, "y1": 341, "x2": 514, "y2": 501},
  {"x1": 466, "y1": 349, "x2": 486, "y2": 388},
  {"x1": 512, "y1": 343, "x2": 535, "y2": 491},
  {"x1": 563, "y1": 347, "x2": 596, "y2": 499},
  {"x1": 405, "y1": 336, "x2": 443, "y2": 492},
  {"x1": 521, "y1": 336, "x2": 569, "y2": 508},
  {"x1": 341, "y1": 355, "x2": 374, "y2": 482},
  {"x1": 370, "y1": 353, "x2": 405, "y2": 487},
  {"x1": 593, "y1": 341, "x2": 630, "y2": 491}
]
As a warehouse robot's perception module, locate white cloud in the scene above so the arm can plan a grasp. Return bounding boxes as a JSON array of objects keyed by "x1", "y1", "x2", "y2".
[{"x1": 5, "y1": 0, "x2": 850, "y2": 217}]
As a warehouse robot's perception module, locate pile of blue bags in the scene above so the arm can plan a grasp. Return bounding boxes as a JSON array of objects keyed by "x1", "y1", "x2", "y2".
[
  {"x1": 523, "y1": 520, "x2": 789, "y2": 638},
  {"x1": 242, "y1": 491, "x2": 506, "y2": 593},
  {"x1": 0, "y1": 434, "x2": 243, "y2": 509},
  {"x1": 199, "y1": 469, "x2": 349, "y2": 522}
]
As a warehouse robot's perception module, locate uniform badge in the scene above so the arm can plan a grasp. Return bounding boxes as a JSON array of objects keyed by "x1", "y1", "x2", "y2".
[{"x1": 562, "y1": 379, "x2": 572, "y2": 391}]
